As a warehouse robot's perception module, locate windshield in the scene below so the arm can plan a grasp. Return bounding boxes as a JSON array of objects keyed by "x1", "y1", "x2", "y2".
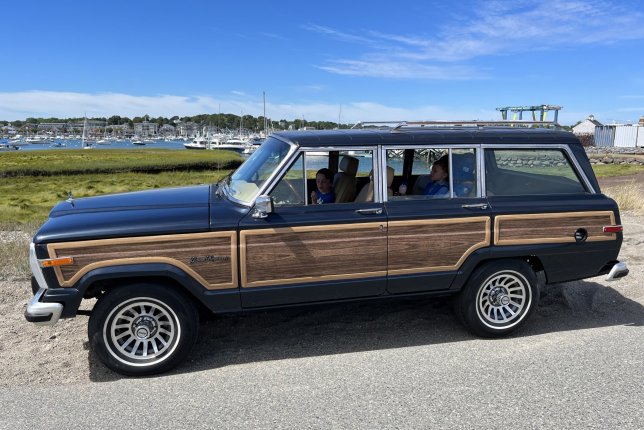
[{"x1": 224, "y1": 137, "x2": 294, "y2": 205}]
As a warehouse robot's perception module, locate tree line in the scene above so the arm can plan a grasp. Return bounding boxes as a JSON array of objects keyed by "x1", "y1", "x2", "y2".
[{"x1": 1, "y1": 113, "x2": 350, "y2": 131}]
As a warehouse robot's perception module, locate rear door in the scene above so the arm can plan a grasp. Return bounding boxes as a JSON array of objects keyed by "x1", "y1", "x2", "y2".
[{"x1": 383, "y1": 145, "x2": 492, "y2": 294}]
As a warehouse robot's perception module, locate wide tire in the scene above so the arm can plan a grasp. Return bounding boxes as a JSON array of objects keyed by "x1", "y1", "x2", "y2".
[
  {"x1": 88, "y1": 283, "x2": 199, "y2": 376},
  {"x1": 456, "y1": 260, "x2": 539, "y2": 337}
]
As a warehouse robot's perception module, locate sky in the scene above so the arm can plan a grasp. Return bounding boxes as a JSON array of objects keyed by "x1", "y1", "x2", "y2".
[{"x1": 1, "y1": 0, "x2": 644, "y2": 126}]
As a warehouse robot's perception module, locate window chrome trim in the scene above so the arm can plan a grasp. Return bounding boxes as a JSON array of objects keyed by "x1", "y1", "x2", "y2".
[
  {"x1": 448, "y1": 148, "x2": 454, "y2": 198},
  {"x1": 480, "y1": 143, "x2": 596, "y2": 194},
  {"x1": 379, "y1": 145, "x2": 388, "y2": 203},
  {"x1": 239, "y1": 137, "x2": 299, "y2": 207},
  {"x1": 478, "y1": 147, "x2": 486, "y2": 197}
]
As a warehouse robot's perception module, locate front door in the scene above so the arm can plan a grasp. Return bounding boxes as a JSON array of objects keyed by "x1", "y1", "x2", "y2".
[{"x1": 238, "y1": 148, "x2": 388, "y2": 308}]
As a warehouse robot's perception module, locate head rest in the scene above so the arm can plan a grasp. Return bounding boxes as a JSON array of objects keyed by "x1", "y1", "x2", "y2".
[
  {"x1": 452, "y1": 153, "x2": 476, "y2": 181},
  {"x1": 339, "y1": 156, "x2": 358, "y2": 176},
  {"x1": 386, "y1": 166, "x2": 394, "y2": 187}
]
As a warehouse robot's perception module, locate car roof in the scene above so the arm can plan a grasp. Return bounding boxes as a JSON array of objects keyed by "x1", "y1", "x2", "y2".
[{"x1": 272, "y1": 128, "x2": 579, "y2": 148}]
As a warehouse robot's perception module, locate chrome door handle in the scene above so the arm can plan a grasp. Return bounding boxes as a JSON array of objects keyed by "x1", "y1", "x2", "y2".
[
  {"x1": 355, "y1": 208, "x2": 383, "y2": 215},
  {"x1": 461, "y1": 203, "x2": 488, "y2": 210}
]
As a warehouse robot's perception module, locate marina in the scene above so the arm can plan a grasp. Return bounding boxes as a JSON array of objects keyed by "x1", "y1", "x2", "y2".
[{"x1": 0, "y1": 135, "x2": 264, "y2": 153}]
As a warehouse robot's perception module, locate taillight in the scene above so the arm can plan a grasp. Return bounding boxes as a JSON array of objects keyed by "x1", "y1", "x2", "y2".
[{"x1": 603, "y1": 225, "x2": 623, "y2": 234}]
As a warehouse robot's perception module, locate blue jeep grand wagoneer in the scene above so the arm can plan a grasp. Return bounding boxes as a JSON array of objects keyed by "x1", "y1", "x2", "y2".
[{"x1": 25, "y1": 121, "x2": 629, "y2": 375}]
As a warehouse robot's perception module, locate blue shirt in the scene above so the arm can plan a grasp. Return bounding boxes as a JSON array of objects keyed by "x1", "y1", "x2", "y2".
[
  {"x1": 423, "y1": 181, "x2": 448, "y2": 197},
  {"x1": 314, "y1": 190, "x2": 334, "y2": 204}
]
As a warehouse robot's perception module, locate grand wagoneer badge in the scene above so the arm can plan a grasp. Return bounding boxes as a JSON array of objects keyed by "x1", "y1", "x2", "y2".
[{"x1": 189, "y1": 255, "x2": 230, "y2": 264}]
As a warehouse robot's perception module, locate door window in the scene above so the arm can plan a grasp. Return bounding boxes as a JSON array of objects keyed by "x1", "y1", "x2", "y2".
[
  {"x1": 269, "y1": 149, "x2": 376, "y2": 206},
  {"x1": 387, "y1": 148, "x2": 478, "y2": 199}
]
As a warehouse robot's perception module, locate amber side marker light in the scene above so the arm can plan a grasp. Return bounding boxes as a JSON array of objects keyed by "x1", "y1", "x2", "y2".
[
  {"x1": 39, "y1": 257, "x2": 75, "y2": 268},
  {"x1": 603, "y1": 225, "x2": 623, "y2": 234}
]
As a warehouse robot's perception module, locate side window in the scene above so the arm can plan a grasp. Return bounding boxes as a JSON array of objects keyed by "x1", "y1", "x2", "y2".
[
  {"x1": 269, "y1": 153, "x2": 305, "y2": 206},
  {"x1": 485, "y1": 149, "x2": 587, "y2": 196},
  {"x1": 387, "y1": 147, "x2": 478, "y2": 200},
  {"x1": 270, "y1": 149, "x2": 376, "y2": 206},
  {"x1": 307, "y1": 150, "x2": 375, "y2": 204}
]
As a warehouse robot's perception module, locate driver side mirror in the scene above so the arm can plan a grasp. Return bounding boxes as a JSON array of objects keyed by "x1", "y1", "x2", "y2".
[{"x1": 252, "y1": 195, "x2": 274, "y2": 219}]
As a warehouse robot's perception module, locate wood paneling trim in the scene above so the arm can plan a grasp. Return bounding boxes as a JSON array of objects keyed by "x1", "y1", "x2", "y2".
[
  {"x1": 240, "y1": 222, "x2": 386, "y2": 288},
  {"x1": 387, "y1": 217, "x2": 491, "y2": 275},
  {"x1": 494, "y1": 211, "x2": 617, "y2": 245},
  {"x1": 47, "y1": 231, "x2": 238, "y2": 290}
]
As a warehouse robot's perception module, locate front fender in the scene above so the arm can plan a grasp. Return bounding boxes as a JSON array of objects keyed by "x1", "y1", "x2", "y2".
[{"x1": 75, "y1": 263, "x2": 241, "y2": 314}]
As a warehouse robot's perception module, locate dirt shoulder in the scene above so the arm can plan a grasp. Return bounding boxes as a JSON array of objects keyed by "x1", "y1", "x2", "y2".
[{"x1": 598, "y1": 171, "x2": 644, "y2": 188}]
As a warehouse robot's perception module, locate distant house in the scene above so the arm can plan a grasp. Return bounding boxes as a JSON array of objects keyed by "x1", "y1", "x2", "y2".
[
  {"x1": 572, "y1": 115, "x2": 603, "y2": 135},
  {"x1": 134, "y1": 121, "x2": 158, "y2": 137},
  {"x1": 639, "y1": 116, "x2": 644, "y2": 126}
]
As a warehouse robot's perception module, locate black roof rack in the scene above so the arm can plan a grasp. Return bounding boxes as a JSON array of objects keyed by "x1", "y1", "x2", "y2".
[{"x1": 351, "y1": 120, "x2": 560, "y2": 130}]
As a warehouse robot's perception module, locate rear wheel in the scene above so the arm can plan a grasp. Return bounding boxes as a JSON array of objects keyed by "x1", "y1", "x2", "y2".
[
  {"x1": 456, "y1": 260, "x2": 539, "y2": 337},
  {"x1": 88, "y1": 283, "x2": 198, "y2": 376}
]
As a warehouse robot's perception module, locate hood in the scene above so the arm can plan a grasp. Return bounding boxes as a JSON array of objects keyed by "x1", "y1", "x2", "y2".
[{"x1": 35, "y1": 185, "x2": 211, "y2": 243}]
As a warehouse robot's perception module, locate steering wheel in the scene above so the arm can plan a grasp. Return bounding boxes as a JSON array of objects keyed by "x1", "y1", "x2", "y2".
[{"x1": 280, "y1": 179, "x2": 304, "y2": 203}]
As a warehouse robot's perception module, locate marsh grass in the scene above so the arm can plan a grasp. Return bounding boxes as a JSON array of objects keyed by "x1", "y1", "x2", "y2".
[
  {"x1": 0, "y1": 170, "x2": 232, "y2": 223},
  {"x1": 0, "y1": 149, "x2": 241, "y2": 177},
  {"x1": 603, "y1": 181, "x2": 644, "y2": 215},
  {"x1": 0, "y1": 221, "x2": 39, "y2": 280},
  {"x1": 0, "y1": 236, "x2": 31, "y2": 280}
]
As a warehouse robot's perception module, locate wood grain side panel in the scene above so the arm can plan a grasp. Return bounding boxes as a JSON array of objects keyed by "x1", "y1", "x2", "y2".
[
  {"x1": 241, "y1": 223, "x2": 386, "y2": 288},
  {"x1": 388, "y1": 217, "x2": 490, "y2": 275},
  {"x1": 47, "y1": 232, "x2": 237, "y2": 290},
  {"x1": 494, "y1": 211, "x2": 616, "y2": 245}
]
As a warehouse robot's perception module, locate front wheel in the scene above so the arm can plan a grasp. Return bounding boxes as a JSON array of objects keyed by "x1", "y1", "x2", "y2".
[
  {"x1": 88, "y1": 283, "x2": 199, "y2": 376},
  {"x1": 455, "y1": 260, "x2": 539, "y2": 337}
]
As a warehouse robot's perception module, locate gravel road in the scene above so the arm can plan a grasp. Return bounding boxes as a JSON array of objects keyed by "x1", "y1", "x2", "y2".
[{"x1": 0, "y1": 213, "x2": 642, "y2": 429}]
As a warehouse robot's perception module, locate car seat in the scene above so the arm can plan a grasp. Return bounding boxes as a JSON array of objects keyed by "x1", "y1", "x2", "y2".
[
  {"x1": 334, "y1": 156, "x2": 358, "y2": 202},
  {"x1": 452, "y1": 152, "x2": 476, "y2": 197},
  {"x1": 354, "y1": 166, "x2": 394, "y2": 202}
]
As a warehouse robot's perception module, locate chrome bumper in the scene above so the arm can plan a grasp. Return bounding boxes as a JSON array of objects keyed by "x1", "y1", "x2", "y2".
[
  {"x1": 606, "y1": 261, "x2": 629, "y2": 281},
  {"x1": 26, "y1": 242, "x2": 63, "y2": 326},
  {"x1": 25, "y1": 287, "x2": 63, "y2": 326}
]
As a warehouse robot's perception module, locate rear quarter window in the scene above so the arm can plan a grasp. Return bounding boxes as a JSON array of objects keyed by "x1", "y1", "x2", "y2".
[{"x1": 485, "y1": 148, "x2": 587, "y2": 196}]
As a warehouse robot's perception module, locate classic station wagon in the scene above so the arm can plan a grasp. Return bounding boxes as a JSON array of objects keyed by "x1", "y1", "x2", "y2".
[{"x1": 25, "y1": 121, "x2": 629, "y2": 375}]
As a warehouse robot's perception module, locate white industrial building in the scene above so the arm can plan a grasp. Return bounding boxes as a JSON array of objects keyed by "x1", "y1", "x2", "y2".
[{"x1": 595, "y1": 124, "x2": 644, "y2": 148}]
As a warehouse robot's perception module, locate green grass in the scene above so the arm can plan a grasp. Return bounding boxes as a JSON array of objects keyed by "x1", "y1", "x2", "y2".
[
  {"x1": 0, "y1": 149, "x2": 242, "y2": 177},
  {"x1": 591, "y1": 164, "x2": 644, "y2": 178},
  {"x1": 0, "y1": 170, "x2": 232, "y2": 224}
]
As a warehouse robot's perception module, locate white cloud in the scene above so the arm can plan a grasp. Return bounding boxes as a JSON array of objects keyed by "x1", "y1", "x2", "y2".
[
  {"x1": 305, "y1": 0, "x2": 644, "y2": 78},
  {"x1": 0, "y1": 90, "x2": 500, "y2": 125},
  {"x1": 317, "y1": 60, "x2": 488, "y2": 80}
]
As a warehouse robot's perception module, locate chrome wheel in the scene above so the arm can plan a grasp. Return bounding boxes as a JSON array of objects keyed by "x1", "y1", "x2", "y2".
[
  {"x1": 476, "y1": 270, "x2": 532, "y2": 329},
  {"x1": 103, "y1": 298, "x2": 181, "y2": 367}
]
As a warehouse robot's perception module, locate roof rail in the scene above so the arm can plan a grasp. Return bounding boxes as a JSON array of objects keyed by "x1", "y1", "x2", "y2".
[
  {"x1": 350, "y1": 121, "x2": 405, "y2": 129},
  {"x1": 351, "y1": 120, "x2": 560, "y2": 130},
  {"x1": 393, "y1": 120, "x2": 560, "y2": 130}
]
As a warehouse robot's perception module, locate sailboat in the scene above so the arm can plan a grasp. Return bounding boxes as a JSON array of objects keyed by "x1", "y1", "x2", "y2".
[
  {"x1": 81, "y1": 116, "x2": 95, "y2": 150},
  {"x1": 97, "y1": 120, "x2": 111, "y2": 145}
]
